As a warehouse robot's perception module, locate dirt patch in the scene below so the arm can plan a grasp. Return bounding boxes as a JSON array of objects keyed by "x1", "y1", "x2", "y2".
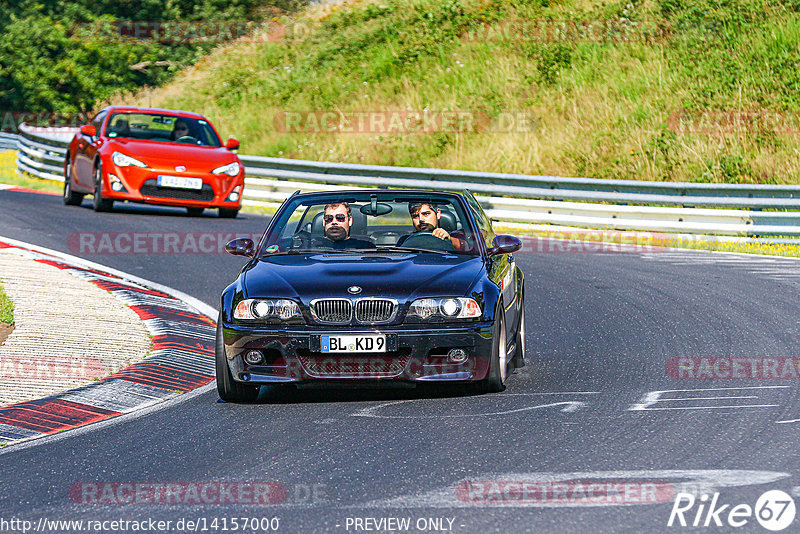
[{"x1": 0, "y1": 323, "x2": 13, "y2": 346}]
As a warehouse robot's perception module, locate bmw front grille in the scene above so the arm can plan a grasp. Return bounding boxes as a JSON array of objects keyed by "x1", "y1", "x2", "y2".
[
  {"x1": 310, "y1": 298, "x2": 352, "y2": 324},
  {"x1": 354, "y1": 298, "x2": 397, "y2": 323},
  {"x1": 310, "y1": 298, "x2": 397, "y2": 324}
]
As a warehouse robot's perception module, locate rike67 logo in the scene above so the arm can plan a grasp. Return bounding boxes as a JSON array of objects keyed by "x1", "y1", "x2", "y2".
[{"x1": 668, "y1": 490, "x2": 796, "y2": 531}]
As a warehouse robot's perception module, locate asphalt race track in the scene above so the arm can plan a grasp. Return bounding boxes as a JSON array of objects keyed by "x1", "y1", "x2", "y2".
[{"x1": 1, "y1": 189, "x2": 800, "y2": 533}]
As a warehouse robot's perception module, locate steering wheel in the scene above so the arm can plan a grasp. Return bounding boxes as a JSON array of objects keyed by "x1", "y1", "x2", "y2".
[
  {"x1": 175, "y1": 135, "x2": 199, "y2": 144},
  {"x1": 401, "y1": 232, "x2": 455, "y2": 252}
]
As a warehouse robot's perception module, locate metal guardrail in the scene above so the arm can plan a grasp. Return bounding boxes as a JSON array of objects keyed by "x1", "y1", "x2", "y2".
[
  {"x1": 7, "y1": 124, "x2": 800, "y2": 237},
  {"x1": 0, "y1": 132, "x2": 19, "y2": 151}
]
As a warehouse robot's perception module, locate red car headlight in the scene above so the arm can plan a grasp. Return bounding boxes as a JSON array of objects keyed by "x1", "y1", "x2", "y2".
[
  {"x1": 212, "y1": 162, "x2": 240, "y2": 176},
  {"x1": 111, "y1": 151, "x2": 147, "y2": 168}
]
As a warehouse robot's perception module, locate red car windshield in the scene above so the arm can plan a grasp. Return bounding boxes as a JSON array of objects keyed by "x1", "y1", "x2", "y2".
[{"x1": 105, "y1": 113, "x2": 222, "y2": 147}]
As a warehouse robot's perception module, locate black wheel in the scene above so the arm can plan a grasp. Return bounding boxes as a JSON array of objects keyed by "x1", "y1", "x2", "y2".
[
  {"x1": 63, "y1": 156, "x2": 84, "y2": 206},
  {"x1": 215, "y1": 314, "x2": 260, "y2": 402},
  {"x1": 92, "y1": 162, "x2": 113, "y2": 212},
  {"x1": 511, "y1": 294, "x2": 526, "y2": 369},
  {"x1": 186, "y1": 207, "x2": 204, "y2": 217},
  {"x1": 476, "y1": 308, "x2": 507, "y2": 393},
  {"x1": 219, "y1": 208, "x2": 239, "y2": 219}
]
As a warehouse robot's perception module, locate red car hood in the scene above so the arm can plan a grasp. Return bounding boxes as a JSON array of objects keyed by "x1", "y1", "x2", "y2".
[{"x1": 106, "y1": 139, "x2": 237, "y2": 171}]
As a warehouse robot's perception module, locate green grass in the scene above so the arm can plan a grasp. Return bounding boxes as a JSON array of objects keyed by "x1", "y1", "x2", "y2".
[
  {"x1": 0, "y1": 151, "x2": 63, "y2": 194},
  {"x1": 116, "y1": 0, "x2": 800, "y2": 184},
  {"x1": 0, "y1": 282, "x2": 13, "y2": 325}
]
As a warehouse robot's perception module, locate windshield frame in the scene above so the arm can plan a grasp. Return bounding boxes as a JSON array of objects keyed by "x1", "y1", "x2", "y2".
[
  {"x1": 104, "y1": 111, "x2": 223, "y2": 147},
  {"x1": 256, "y1": 191, "x2": 481, "y2": 258}
]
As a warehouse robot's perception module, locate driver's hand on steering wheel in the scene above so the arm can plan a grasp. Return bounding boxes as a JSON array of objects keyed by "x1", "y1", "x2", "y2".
[{"x1": 432, "y1": 228, "x2": 450, "y2": 241}]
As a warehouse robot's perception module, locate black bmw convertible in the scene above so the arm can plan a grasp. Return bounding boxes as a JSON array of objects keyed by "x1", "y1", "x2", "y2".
[{"x1": 216, "y1": 190, "x2": 525, "y2": 401}]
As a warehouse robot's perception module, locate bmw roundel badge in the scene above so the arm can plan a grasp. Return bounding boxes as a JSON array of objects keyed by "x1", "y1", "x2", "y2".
[{"x1": 347, "y1": 286, "x2": 362, "y2": 295}]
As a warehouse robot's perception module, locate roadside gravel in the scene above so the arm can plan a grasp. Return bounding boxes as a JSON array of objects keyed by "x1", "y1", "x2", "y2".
[{"x1": 0, "y1": 248, "x2": 152, "y2": 406}]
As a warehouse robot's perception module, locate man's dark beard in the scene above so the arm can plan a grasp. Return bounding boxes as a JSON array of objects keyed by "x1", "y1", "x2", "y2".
[
  {"x1": 416, "y1": 222, "x2": 436, "y2": 232},
  {"x1": 325, "y1": 226, "x2": 348, "y2": 241}
]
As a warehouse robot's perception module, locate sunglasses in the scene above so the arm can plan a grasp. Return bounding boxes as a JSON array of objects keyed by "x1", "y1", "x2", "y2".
[
  {"x1": 176, "y1": 126, "x2": 188, "y2": 131},
  {"x1": 324, "y1": 214, "x2": 347, "y2": 223}
]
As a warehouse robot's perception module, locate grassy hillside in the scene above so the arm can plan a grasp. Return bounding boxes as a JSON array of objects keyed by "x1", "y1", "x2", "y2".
[{"x1": 122, "y1": 0, "x2": 800, "y2": 183}]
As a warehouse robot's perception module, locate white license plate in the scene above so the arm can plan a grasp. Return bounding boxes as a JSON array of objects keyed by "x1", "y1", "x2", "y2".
[
  {"x1": 157, "y1": 175, "x2": 203, "y2": 190},
  {"x1": 321, "y1": 334, "x2": 386, "y2": 353}
]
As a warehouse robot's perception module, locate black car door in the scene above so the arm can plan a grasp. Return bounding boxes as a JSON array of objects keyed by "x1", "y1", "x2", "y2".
[{"x1": 463, "y1": 190, "x2": 518, "y2": 343}]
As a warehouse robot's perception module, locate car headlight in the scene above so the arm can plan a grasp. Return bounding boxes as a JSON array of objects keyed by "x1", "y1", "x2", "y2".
[
  {"x1": 111, "y1": 152, "x2": 147, "y2": 168},
  {"x1": 212, "y1": 162, "x2": 240, "y2": 176},
  {"x1": 406, "y1": 297, "x2": 482, "y2": 321},
  {"x1": 234, "y1": 298, "x2": 303, "y2": 322}
]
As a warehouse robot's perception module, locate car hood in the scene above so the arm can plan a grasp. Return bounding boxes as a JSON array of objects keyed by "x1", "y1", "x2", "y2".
[
  {"x1": 106, "y1": 139, "x2": 236, "y2": 170},
  {"x1": 242, "y1": 253, "x2": 484, "y2": 302}
]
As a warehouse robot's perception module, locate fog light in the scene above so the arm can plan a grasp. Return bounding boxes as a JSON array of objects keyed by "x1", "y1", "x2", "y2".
[
  {"x1": 244, "y1": 350, "x2": 264, "y2": 365},
  {"x1": 108, "y1": 174, "x2": 127, "y2": 192},
  {"x1": 227, "y1": 185, "x2": 241, "y2": 202},
  {"x1": 447, "y1": 349, "x2": 468, "y2": 364}
]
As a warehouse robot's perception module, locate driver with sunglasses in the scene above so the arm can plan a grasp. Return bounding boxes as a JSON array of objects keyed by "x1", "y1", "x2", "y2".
[{"x1": 316, "y1": 202, "x2": 374, "y2": 249}]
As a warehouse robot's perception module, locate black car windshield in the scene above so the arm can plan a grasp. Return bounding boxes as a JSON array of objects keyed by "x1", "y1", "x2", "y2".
[
  {"x1": 105, "y1": 113, "x2": 222, "y2": 147},
  {"x1": 259, "y1": 193, "x2": 481, "y2": 256}
]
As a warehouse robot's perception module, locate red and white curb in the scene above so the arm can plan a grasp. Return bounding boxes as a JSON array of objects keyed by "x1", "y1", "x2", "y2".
[
  {"x1": 0, "y1": 237, "x2": 217, "y2": 446},
  {"x1": 0, "y1": 184, "x2": 60, "y2": 196}
]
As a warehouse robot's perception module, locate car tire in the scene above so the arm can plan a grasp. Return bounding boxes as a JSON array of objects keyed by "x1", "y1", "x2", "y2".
[
  {"x1": 215, "y1": 314, "x2": 260, "y2": 402},
  {"x1": 186, "y1": 207, "x2": 204, "y2": 217},
  {"x1": 63, "y1": 156, "x2": 84, "y2": 206},
  {"x1": 92, "y1": 162, "x2": 114, "y2": 212},
  {"x1": 511, "y1": 294, "x2": 526, "y2": 369},
  {"x1": 477, "y1": 308, "x2": 507, "y2": 394},
  {"x1": 218, "y1": 208, "x2": 239, "y2": 219}
]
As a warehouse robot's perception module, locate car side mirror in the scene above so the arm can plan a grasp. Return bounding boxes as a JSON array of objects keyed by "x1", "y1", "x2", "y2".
[
  {"x1": 225, "y1": 138, "x2": 240, "y2": 150},
  {"x1": 488, "y1": 235, "x2": 522, "y2": 256},
  {"x1": 225, "y1": 238, "x2": 254, "y2": 257},
  {"x1": 80, "y1": 124, "x2": 97, "y2": 137}
]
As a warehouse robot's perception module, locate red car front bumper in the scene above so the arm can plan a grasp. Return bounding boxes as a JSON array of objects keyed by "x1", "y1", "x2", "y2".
[{"x1": 101, "y1": 161, "x2": 244, "y2": 209}]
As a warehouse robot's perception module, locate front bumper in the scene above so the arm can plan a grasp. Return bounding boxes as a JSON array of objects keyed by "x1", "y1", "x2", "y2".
[
  {"x1": 221, "y1": 323, "x2": 494, "y2": 384},
  {"x1": 103, "y1": 164, "x2": 243, "y2": 208}
]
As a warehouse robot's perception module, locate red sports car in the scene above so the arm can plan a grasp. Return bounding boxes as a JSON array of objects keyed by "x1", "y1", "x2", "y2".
[{"x1": 64, "y1": 106, "x2": 244, "y2": 217}]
